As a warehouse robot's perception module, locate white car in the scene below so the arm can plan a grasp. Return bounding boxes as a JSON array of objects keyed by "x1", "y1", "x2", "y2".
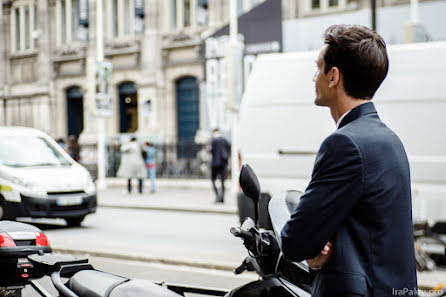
[{"x1": 0, "y1": 127, "x2": 96, "y2": 226}]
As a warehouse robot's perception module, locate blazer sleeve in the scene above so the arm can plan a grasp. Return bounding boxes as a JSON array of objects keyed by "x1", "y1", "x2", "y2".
[{"x1": 281, "y1": 132, "x2": 364, "y2": 262}]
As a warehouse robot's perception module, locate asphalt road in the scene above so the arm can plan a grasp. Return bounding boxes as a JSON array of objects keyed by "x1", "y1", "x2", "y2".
[{"x1": 19, "y1": 207, "x2": 248, "y2": 268}]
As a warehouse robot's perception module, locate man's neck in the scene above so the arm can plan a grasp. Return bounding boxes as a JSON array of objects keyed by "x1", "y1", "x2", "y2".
[{"x1": 330, "y1": 97, "x2": 371, "y2": 124}]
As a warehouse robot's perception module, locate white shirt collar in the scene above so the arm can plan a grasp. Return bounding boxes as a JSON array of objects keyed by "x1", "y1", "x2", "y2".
[{"x1": 336, "y1": 110, "x2": 351, "y2": 129}]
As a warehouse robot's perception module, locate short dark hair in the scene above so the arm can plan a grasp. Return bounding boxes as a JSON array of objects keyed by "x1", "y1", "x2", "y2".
[{"x1": 323, "y1": 24, "x2": 389, "y2": 99}]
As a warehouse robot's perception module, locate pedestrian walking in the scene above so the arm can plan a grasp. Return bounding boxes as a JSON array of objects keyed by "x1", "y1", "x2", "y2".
[
  {"x1": 210, "y1": 128, "x2": 230, "y2": 203},
  {"x1": 281, "y1": 24, "x2": 417, "y2": 296},
  {"x1": 143, "y1": 141, "x2": 157, "y2": 193},
  {"x1": 117, "y1": 137, "x2": 147, "y2": 194},
  {"x1": 65, "y1": 135, "x2": 80, "y2": 162}
]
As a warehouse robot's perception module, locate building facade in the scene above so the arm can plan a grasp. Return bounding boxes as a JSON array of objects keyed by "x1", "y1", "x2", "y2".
[
  {"x1": 0, "y1": 0, "x2": 265, "y2": 147},
  {"x1": 1, "y1": 0, "x2": 443, "y2": 145},
  {"x1": 282, "y1": 0, "x2": 446, "y2": 51}
]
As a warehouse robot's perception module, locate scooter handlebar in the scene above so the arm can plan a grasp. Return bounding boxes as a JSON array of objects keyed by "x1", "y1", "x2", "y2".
[{"x1": 230, "y1": 227, "x2": 253, "y2": 241}]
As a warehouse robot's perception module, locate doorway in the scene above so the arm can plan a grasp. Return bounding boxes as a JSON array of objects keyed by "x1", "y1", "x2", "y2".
[
  {"x1": 66, "y1": 86, "x2": 84, "y2": 138},
  {"x1": 119, "y1": 82, "x2": 138, "y2": 133},
  {"x1": 176, "y1": 77, "x2": 199, "y2": 158}
]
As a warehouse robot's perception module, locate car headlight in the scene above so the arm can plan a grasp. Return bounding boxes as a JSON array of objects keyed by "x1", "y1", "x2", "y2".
[
  {"x1": 0, "y1": 170, "x2": 47, "y2": 197},
  {"x1": 0, "y1": 170, "x2": 29, "y2": 188}
]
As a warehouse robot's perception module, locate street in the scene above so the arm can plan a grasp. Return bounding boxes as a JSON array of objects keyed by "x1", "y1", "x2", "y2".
[
  {"x1": 19, "y1": 205, "x2": 247, "y2": 268},
  {"x1": 19, "y1": 199, "x2": 257, "y2": 297}
]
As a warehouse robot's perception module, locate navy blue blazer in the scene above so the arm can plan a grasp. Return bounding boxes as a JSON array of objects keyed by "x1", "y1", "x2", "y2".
[
  {"x1": 211, "y1": 136, "x2": 230, "y2": 167},
  {"x1": 281, "y1": 102, "x2": 418, "y2": 297}
]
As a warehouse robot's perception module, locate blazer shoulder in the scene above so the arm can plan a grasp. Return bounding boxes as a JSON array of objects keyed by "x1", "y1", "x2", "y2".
[{"x1": 321, "y1": 131, "x2": 362, "y2": 155}]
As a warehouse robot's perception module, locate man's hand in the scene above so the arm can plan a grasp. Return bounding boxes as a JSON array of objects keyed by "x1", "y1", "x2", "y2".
[{"x1": 307, "y1": 241, "x2": 332, "y2": 270}]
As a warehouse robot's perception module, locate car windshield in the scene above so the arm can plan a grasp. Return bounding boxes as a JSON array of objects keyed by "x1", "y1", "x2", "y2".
[{"x1": 0, "y1": 135, "x2": 71, "y2": 167}]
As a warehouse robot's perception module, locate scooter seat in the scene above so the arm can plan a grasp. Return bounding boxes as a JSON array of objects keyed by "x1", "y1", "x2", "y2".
[
  {"x1": 109, "y1": 279, "x2": 182, "y2": 297},
  {"x1": 68, "y1": 270, "x2": 128, "y2": 297}
]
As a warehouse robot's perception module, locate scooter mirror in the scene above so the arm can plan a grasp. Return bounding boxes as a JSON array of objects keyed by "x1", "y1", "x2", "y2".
[
  {"x1": 239, "y1": 164, "x2": 261, "y2": 227},
  {"x1": 239, "y1": 164, "x2": 261, "y2": 203}
]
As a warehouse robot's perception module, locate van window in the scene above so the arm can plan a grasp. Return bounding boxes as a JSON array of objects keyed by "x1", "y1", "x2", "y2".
[{"x1": 0, "y1": 136, "x2": 71, "y2": 167}]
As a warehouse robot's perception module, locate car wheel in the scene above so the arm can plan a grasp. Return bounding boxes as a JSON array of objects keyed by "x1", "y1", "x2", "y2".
[{"x1": 65, "y1": 216, "x2": 85, "y2": 227}]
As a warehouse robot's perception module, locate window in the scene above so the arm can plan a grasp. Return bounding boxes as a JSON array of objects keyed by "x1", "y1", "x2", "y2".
[
  {"x1": 56, "y1": 0, "x2": 88, "y2": 46},
  {"x1": 108, "y1": 0, "x2": 144, "y2": 38},
  {"x1": 184, "y1": 0, "x2": 191, "y2": 27},
  {"x1": 10, "y1": 2, "x2": 36, "y2": 53},
  {"x1": 308, "y1": 0, "x2": 356, "y2": 12},
  {"x1": 14, "y1": 8, "x2": 20, "y2": 51},
  {"x1": 134, "y1": 0, "x2": 145, "y2": 34},
  {"x1": 197, "y1": 0, "x2": 208, "y2": 26},
  {"x1": 170, "y1": 0, "x2": 209, "y2": 29},
  {"x1": 171, "y1": 0, "x2": 177, "y2": 28}
]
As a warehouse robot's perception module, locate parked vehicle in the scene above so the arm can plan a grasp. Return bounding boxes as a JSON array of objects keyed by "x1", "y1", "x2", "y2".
[
  {"x1": 237, "y1": 42, "x2": 446, "y2": 231},
  {"x1": 0, "y1": 127, "x2": 96, "y2": 226},
  {"x1": 414, "y1": 220, "x2": 446, "y2": 271},
  {"x1": 0, "y1": 165, "x2": 314, "y2": 297}
]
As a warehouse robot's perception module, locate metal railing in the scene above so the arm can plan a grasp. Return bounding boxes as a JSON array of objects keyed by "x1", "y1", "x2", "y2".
[{"x1": 79, "y1": 141, "x2": 211, "y2": 180}]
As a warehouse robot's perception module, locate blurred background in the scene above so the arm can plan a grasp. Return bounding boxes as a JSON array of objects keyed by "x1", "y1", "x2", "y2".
[{"x1": 1, "y1": 0, "x2": 444, "y2": 181}]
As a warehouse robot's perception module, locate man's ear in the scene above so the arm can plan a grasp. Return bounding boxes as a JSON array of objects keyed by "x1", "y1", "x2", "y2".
[{"x1": 328, "y1": 67, "x2": 340, "y2": 88}]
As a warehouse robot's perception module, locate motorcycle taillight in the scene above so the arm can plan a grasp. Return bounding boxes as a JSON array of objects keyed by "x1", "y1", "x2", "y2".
[
  {"x1": 0, "y1": 233, "x2": 16, "y2": 247},
  {"x1": 35, "y1": 233, "x2": 50, "y2": 246}
]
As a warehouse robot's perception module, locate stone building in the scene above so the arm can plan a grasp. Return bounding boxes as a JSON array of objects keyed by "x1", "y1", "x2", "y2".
[
  {"x1": 1, "y1": 0, "x2": 444, "y2": 145},
  {"x1": 281, "y1": 0, "x2": 446, "y2": 51},
  {"x1": 0, "y1": 0, "x2": 266, "y2": 146}
]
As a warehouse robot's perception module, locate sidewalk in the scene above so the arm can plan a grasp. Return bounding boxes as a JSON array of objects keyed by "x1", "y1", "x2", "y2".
[{"x1": 98, "y1": 178, "x2": 237, "y2": 215}]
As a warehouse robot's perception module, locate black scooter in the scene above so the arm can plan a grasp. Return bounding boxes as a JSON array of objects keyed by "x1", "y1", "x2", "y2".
[
  {"x1": 224, "y1": 164, "x2": 311, "y2": 297},
  {"x1": 0, "y1": 164, "x2": 311, "y2": 297}
]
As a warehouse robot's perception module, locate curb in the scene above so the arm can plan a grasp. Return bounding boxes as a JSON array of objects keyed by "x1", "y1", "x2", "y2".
[
  {"x1": 52, "y1": 247, "x2": 236, "y2": 272},
  {"x1": 98, "y1": 203, "x2": 237, "y2": 215}
]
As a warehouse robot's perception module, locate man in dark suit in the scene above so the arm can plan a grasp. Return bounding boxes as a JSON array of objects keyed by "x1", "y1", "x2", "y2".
[
  {"x1": 281, "y1": 25, "x2": 418, "y2": 296},
  {"x1": 210, "y1": 128, "x2": 230, "y2": 203}
]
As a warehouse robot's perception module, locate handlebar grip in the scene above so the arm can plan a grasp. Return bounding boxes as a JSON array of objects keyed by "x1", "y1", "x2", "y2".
[
  {"x1": 234, "y1": 262, "x2": 247, "y2": 275},
  {"x1": 230, "y1": 227, "x2": 253, "y2": 241}
]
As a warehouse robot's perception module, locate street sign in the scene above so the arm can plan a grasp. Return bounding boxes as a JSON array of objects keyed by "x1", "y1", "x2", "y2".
[{"x1": 87, "y1": 58, "x2": 113, "y2": 117}]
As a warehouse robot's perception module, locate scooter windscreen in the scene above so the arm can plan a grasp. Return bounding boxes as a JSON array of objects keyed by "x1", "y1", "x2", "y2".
[{"x1": 268, "y1": 190, "x2": 303, "y2": 246}]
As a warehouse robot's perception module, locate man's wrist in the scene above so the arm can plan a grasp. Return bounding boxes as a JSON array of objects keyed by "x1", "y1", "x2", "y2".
[{"x1": 305, "y1": 260, "x2": 322, "y2": 270}]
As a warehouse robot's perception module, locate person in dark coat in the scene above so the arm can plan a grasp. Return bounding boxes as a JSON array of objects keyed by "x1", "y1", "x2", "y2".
[
  {"x1": 66, "y1": 135, "x2": 80, "y2": 162},
  {"x1": 210, "y1": 128, "x2": 230, "y2": 203},
  {"x1": 281, "y1": 24, "x2": 417, "y2": 297}
]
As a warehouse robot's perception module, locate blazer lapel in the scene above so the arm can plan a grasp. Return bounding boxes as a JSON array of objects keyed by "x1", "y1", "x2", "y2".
[{"x1": 338, "y1": 102, "x2": 377, "y2": 129}]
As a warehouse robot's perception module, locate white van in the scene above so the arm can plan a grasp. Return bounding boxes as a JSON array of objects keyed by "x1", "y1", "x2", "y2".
[
  {"x1": 0, "y1": 127, "x2": 97, "y2": 226},
  {"x1": 238, "y1": 42, "x2": 446, "y2": 229}
]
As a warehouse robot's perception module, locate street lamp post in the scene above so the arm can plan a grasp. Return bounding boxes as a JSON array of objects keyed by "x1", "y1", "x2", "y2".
[
  {"x1": 96, "y1": 0, "x2": 106, "y2": 190},
  {"x1": 228, "y1": 0, "x2": 244, "y2": 196}
]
